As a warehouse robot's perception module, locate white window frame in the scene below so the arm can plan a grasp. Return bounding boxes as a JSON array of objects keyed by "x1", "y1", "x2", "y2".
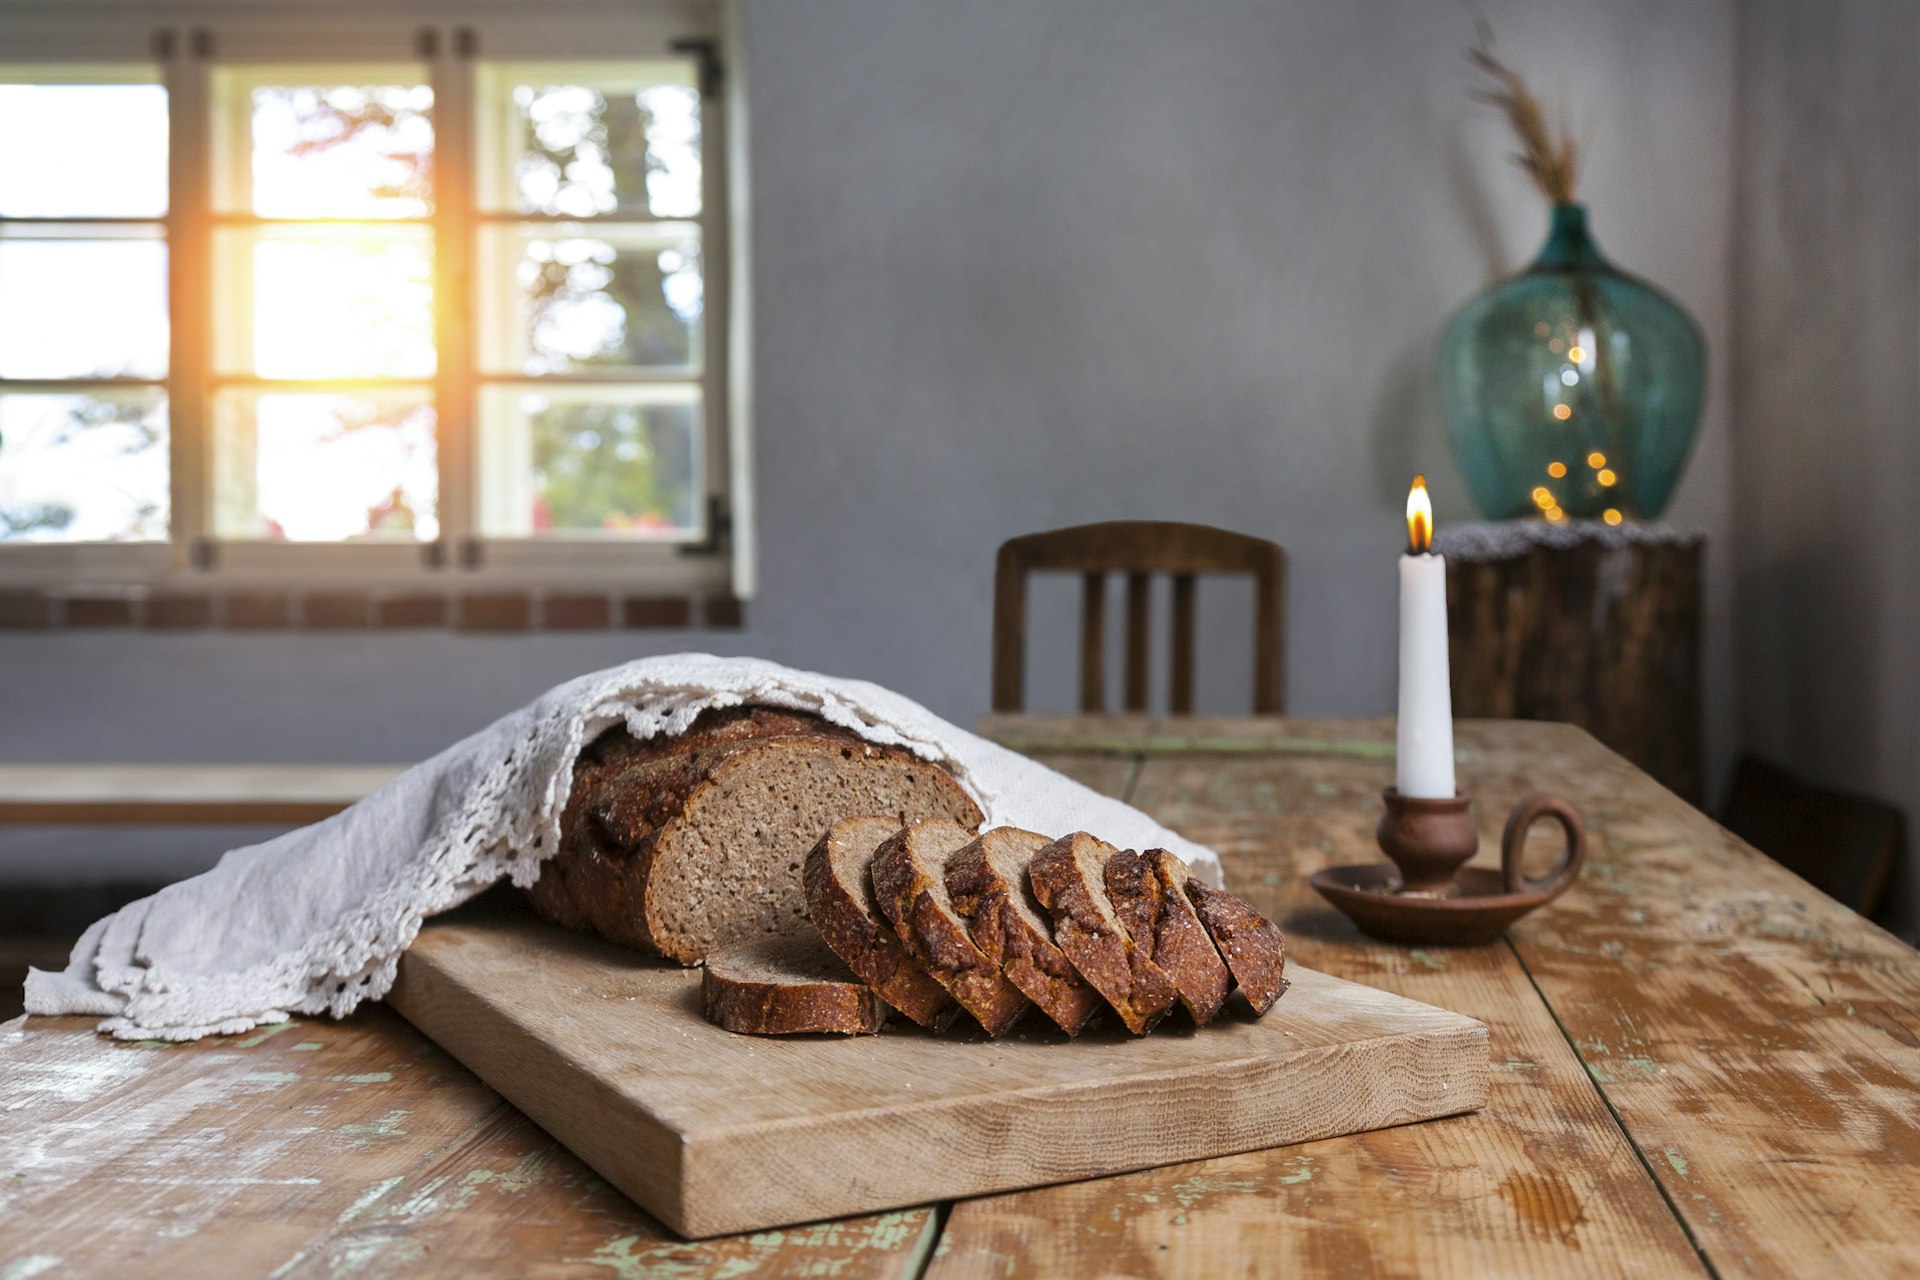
[{"x1": 0, "y1": 0, "x2": 753, "y2": 598}]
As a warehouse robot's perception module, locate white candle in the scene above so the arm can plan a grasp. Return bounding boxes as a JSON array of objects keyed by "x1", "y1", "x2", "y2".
[{"x1": 1396, "y1": 475, "x2": 1456, "y2": 798}]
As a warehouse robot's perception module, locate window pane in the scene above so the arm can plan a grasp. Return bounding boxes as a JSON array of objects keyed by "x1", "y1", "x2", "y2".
[
  {"x1": 0, "y1": 83, "x2": 168, "y2": 217},
  {"x1": 218, "y1": 72, "x2": 432, "y2": 217},
  {"x1": 479, "y1": 386, "x2": 699, "y2": 538},
  {"x1": 482, "y1": 65, "x2": 700, "y2": 217},
  {"x1": 0, "y1": 239, "x2": 168, "y2": 379},
  {"x1": 214, "y1": 229, "x2": 434, "y2": 378},
  {"x1": 0, "y1": 391, "x2": 169, "y2": 542},
  {"x1": 212, "y1": 391, "x2": 436, "y2": 541},
  {"x1": 480, "y1": 225, "x2": 700, "y2": 374}
]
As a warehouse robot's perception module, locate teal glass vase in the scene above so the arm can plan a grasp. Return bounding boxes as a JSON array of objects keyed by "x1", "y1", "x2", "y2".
[{"x1": 1437, "y1": 203, "x2": 1706, "y2": 520}]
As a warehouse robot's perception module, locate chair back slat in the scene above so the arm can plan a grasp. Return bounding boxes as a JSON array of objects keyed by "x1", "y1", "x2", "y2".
[
  {"x1": 1124, "y1": 572, "x2": 1152, "y2": 713},
  {"x1": 1078, "y1": 571, "x2": 1107, "y2": 713},
  {"x1": 991, "y1": 521, "x2": 1285, "y2": 716},
  {"x1": 1254, "y1": 568, "x2": 1286, "y2": 715},
  {"x1": 1170, "y1": 571, "x2": 1198, "y2": 715},
  {"x1": 991, "y1": 543, "x2": 1027, "y2": 713}
]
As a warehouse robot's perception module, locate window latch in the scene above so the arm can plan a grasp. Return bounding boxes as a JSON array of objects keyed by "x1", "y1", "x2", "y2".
[
  {"x1": 678, "y1": 494, "x2": 732, "y2": 558},
  {"x1": 669, "y1": 38, "x2": 723, "y2": 100}
]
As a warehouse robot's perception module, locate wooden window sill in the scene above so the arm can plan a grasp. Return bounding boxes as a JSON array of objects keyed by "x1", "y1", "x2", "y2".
[{"x1": 0, "y1": 586, "x2": 740, "y2": 632}]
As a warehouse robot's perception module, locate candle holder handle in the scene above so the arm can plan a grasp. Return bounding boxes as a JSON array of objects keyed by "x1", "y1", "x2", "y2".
[{"x1": 1501, "y1": 794, "x2": 1587, "y2": 898}]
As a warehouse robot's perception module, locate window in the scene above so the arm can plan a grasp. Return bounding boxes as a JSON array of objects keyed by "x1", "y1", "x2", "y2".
[
  {"x1": 0, "y1": 70, "x2": 171, "y2": 548},
  {"x1": 0, "y1": 6, "x2": 745, "y2": 599}
]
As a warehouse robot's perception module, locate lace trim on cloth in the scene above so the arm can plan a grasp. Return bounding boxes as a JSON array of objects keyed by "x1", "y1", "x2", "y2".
[
  {"x1": 1434, "y1": 519, "x2": 1704, "y2": 562},
  {"x1": 23, "y1": 655, "x2": 1224, "y2": 1041}
]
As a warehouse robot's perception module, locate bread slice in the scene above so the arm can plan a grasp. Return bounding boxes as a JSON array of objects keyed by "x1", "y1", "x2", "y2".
[
  {"x1": 1028, "y1": 832, "x2": 1180, "y2": 1035},
  {"x1": 871, "y1": 818, "x2": 1028, "y2": 1036},
  {"x1": 530, "y1": 707, "x2": 985, "y2": 964},
  {"x1": 804, "y1": 816, "x2": 956, "y2": 1028},
  {"x1": 1157, "y1": 855, "x2": 1288, "y2": 1014},
  {"x1": 701, "y1": 934, "x2": 887, "y2": 1035},
  {"x1": 945, "y1": 828, "x2": 1103, "y2": 1037},
  {"x1": 1104, "y1": 849, "x2": 1232, "y2": 1025}
]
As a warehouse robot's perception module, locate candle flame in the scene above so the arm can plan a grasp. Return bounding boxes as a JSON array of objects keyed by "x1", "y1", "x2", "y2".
[{"x1": 1406, "y1": 475, "x2": 1433, "y2": 554}]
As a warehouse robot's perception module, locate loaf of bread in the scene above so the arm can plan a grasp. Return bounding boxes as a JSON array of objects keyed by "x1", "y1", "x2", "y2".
[
  {"x1": 871, "y1": 818, "x2": 1029, "y2": 1036},
  {"x1": 945, "y1": 827, "x2": 1103, "y2": 1037},
  {"x1": 1104, "y1": 848, "x2": 1232, "y2": 1025},
  {"x1": 530, "y1": 707, "x2": 984, "y2": 963},
  {"x1": 805, "y1": 815, "x2": 957, "y2": 1028},
  {"x1": 701, "y1": 934, "x2": 887, "y2": 1035},
  {"x1": 1028, "y1": 832, "x2": 1180, "y2": 1035}
]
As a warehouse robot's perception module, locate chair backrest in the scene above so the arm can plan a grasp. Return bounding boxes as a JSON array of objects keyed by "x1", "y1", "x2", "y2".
[
  {"x1": 1719, "y1": 754, "x2": 1904, "y2": 920},
  {"x1": 992, "y1": 521, "x2": 1286, "y2": 715}
]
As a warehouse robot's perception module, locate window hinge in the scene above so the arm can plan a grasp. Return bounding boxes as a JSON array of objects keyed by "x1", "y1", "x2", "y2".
[
  {"x1": 189, "y1": 27, "x2": 215, "y2": 59},
  {"x1": 416, "y1": 28, "x2": 439, "y2": 59},
  {"x1": 678, "y1": 494, "x2": 732, "y2": 558},
  {"x1": 669, "y1": 38, "x2": 723, "y2": 99},
  {"x1": 453, "y1": 27, "x2": 479, "y2": 59},
  {"x1": 190, "y1": 538, "x2": 218, "y2": 571},
  {"x1": 459, "y1": 537, "x2": 485, "y2": 569},
  {"x1": 152, "y1": 29, "x2": 176, "y2": 60}
]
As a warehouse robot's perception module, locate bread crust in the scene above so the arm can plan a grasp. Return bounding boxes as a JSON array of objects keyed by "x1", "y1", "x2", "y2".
[
  {"x1": 1159, "y1": 860, "x2": 1289, "y2": 1014},
  {"x1": 530, "y1": 707, "x2": 983, "y2": 964},
  {"x1": 871, "y1": 819, "x2": 1028, "y2": 1036},
  {"x1": 946, "y1": 829, "x2": 1102, "y2": 1037},
  {"x1": 1028, "y1": 833, "x2": 1179, "y2": 1035},
  {"x1": 1105, "y1": 849, "x2": 1231, "y2": 1025},
  {"x1": 804, "y1": 817, "x2": 956, "y2": 1028},
  {"x1": 701, "y1": 935, "x2": 887, "y2": 1035}
]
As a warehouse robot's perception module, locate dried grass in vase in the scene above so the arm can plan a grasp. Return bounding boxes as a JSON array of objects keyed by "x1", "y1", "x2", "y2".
[{"x1": 1467, "y1": 21, "x2": 1579, "y2": 206}]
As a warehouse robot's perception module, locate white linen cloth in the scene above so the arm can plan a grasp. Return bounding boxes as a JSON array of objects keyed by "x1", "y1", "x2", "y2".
[{"x1": 26, "y1": 654, "x2": 1224, "y2": 1041}]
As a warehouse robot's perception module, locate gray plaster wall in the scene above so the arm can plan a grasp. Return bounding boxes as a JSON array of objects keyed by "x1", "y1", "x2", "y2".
[
  {"x1": 1732, "y1": 0, "x2": 1920, "y2": 936},
  {"x1": 0, "y1": 0, "x2": 1738, "y2": 884}
]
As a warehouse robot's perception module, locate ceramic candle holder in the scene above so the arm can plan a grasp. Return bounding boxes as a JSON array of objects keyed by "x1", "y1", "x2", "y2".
[
  {"x1": 1310, "y1": 788, "x2": 1589, "y2": 945},
  {"x1": 1374, "y1": 789, "x2": 1479, "y2": 895}
]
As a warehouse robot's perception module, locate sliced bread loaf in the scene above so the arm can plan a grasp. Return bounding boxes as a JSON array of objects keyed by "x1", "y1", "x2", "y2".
[
  {"x1": 1028, "y1": 832, "x2": 1180, "y2": 1035},
  {"x1": 701, "y1": 933, "x2": 887, "y2": 1035},
  {"x1": 804, "y1": 816, "x2": 956, "y2": 1028},
  {"x1": 945, "y1": 827, "x2": 1103, "y2": 1037},
  {"x1": 1157, "y1": 854, "x2": 1288, "y2": 1014},
  {"x1": 530, "y1": 707, "x2": 984, "y2": 964},
  {"x1": 871, "y1": 818, "x2": 1029, "y2": 1037},
  {"x1": 1104, "y1": 849, "x2": 1232, "y2": 1026}
]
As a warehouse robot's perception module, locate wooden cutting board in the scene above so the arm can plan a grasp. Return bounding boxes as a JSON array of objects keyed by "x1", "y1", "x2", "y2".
[{"x1": 388, "y1": 894, "x2": 1490, "y2": 1239}]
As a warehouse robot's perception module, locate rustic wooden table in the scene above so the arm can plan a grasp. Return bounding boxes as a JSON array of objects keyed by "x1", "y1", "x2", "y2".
[{"x1": 5, "y1": 716, "x2": 1918, "y2": 1278}]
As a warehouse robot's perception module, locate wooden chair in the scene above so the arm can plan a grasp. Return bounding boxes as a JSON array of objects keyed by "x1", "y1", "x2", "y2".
[
  {"x1": 992, "y1": 521, "x2": 1285, "y2": 715},
  {"x1": 1719, "y1": 754, "x2": 1904, "y2": 920}
]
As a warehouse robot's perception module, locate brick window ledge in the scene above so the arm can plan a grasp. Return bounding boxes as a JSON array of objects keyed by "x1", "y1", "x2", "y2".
[{"x1": 0, "y1": 587, "x2": 745, "y2": 632}]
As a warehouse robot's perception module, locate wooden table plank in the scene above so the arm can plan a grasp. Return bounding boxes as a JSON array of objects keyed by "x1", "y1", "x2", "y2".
[
  {"x1": 0, "y1": 1008, "x2": 505, "y2": 1278},
  {"x1": 272, "y1": 1105, "x2": 938, "y2": 1280},
  {"x1": 1026, "y1": 750, "x2": 1140, "y2": 804},
  {"x1": 0, "y1": 1011, "x2": 937, "y2": 1280},
  {"x1": 931, "y1": 741, "x2": 1707, "y2": 1280},
  {"x1": 1466, "y1": 723, "x2": 1920, "y2": 1279},
  {"x1": 0, "y1": 764, "x2": 403, "y2": 825}
]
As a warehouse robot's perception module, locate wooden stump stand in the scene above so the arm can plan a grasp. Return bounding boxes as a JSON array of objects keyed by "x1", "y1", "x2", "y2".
[{"x1": 1439, "y1": 522, "x2": 1703, "y2": 802}]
